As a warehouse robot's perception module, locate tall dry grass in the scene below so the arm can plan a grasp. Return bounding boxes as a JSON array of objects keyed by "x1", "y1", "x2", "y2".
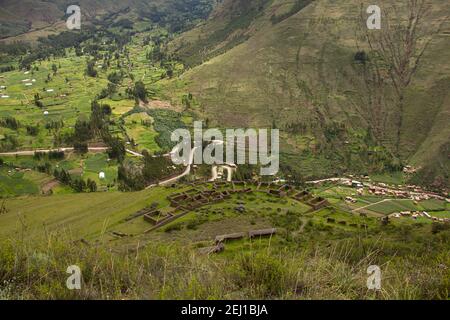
[{"x1": 0, "y1": 228, "x2": 448, "y2": 300}]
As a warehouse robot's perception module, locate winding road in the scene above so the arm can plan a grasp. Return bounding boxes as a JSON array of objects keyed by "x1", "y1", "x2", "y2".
[
  {"x1": 0, "y1": 147, "x2": 108, "y2": 156},
  {"x1": 0, "y1": 147, "x2": 146, "y2": 157},
  {"x1": 146, "y1": 146, "x2": 199, "y2": 188},
  {"x1": 0, "y1": 145, "x2": 198, "y2": 188}
]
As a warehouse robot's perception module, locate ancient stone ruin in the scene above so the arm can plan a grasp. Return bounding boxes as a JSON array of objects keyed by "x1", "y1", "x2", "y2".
[{"x1": 137, "y1": 180, "x2": 330, "y2": 233}]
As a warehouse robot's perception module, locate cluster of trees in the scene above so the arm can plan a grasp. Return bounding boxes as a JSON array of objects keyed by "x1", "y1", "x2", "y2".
[
  {"x1": 34, "y1": 93, "x2": 45, "y2": 109},
  {"x1": 45, "y1": 120, "x2": 64, "y2": 132},
  {"x1": 18, "y1": 30, "x2": 93, "y2": 69},
  {"x1": 73, "y1": 118, "x2": 92, "y2": 146},
  {"x1": 233, "y1": 164, "x2": 254, "y2": 181},
  {"x1": 126, "y1": 81, "x2": 147, "y2": 102},
  {"x1": 96, "y1": 70, "x2": 124, "y2": 100},
  {"x1": 107, "y1": 71, "x2": 123, "y2": 84},
  {"x1": 181, "y1": 93, "x2": 194, "y2": 109},
  {"x1": 141, "y1": 0, "x2": 213, "y2": 33},
  {"x1": 34, "y1": 150, "x2": 64, "y2": 161},
  {"x1": 91, "y1": 101, "x2": 112, "y2": 132},
  {"x1": 148, "y1": 44, "x2": 168, "y2": 63},
  {"x1": 145, "y1": 38, "x2": 178, "y2": 79},
  {"x1": 97, "y1": 83, "x2": 117, "y2": 100},
  {"x1": 51, "y1": 64, "x2": 58, "y2": 74},
  {"x1": 0, "y1": 117, "x2": 20, "y2": 130},
  {"x1": 53, "y1": 168, "x2": 97, "y2": 193},
  {"x1": 104, "y1": 135, "x2": 126, "y2": 162},
  {"x1": 0, "y1": 135, "x2": 18, "y2": 152},
  {"x1": 70, "y1": 100, "x2": 125, "y2": 162},
  {"x1": 71, "y1": 101, "x2": 107, "y2": 152},
  {"x1": 0, "y1": 65, "x2": 14, "y2": 73},
  {"x1": 0, "y1": 42, "x2": 30, "y2": 56},
  {"x1": 26, "y1": 125, "x2": 39, "y2": 136},
  {"x1": 279, "y1": 164, "x2": 305, "y2": 187},
  {"x1": 118, "y1": 162, "x2": 146, "y2": 191},
  {"x1": 85, "y1": 60, "x2": 98, "y2": 77},
  {"x1": 36, "y1": 162, "x2": 52, "y2": 174},
  {"x1": 118, "y1": 153, "x2": 181, "y2": 191}
]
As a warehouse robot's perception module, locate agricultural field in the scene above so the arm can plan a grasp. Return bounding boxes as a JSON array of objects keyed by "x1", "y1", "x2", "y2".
[
  {"x1": 0, "y1": 187, "x2": 170, "y2": 240},
  {"x1": 123, "y1": 112, "x2": 161, "y2": 153},
  {"x1": 0, "y1": 29, "x2": 190, "y2": 154},
  {"x1": 0, "y1": 27, "x2": 195, "y2": 198},
  {"x1": 0, "y1": 51, "x2": 108, "y2": 132},
  {"x1": 0, "y1": 151, "x2": 121, "y2": 194},
  {"x1": 81, "y1": 153, "x2": 118, "y2": 186},
  {"x1": 355, "y1": 199, "x2": 448, "y2": 216},
  {"x1": 0, "y1": 167, "x2": 40, "y2": 196}
]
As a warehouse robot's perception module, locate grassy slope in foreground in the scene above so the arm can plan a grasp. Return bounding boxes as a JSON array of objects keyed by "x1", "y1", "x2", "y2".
[
  {"x1": 0, "y1": 188, "x2": 449, "y2": 300},
  {"x1": 0, "y1": 187, "x2": 174, "y2": 240}
]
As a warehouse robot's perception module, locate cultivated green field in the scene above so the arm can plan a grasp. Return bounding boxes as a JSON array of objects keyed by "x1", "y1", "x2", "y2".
[
  {"x1": 0, "y1": 187, "x2": 171, "y2": 240},
  {"x1": 0, "y1": 29, "x2": 189, "y2": 153},
  {"x1": 0, "y1": 167, "x2": 40, "y2": 196}
]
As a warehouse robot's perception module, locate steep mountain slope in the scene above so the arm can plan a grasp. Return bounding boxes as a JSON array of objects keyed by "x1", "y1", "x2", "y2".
[
  {"x1": 169, "y1": 0, "x2": 450, "y2": 185},
  {"x1": 0, "y1": 0, "x2": 214, "y2": 40}
]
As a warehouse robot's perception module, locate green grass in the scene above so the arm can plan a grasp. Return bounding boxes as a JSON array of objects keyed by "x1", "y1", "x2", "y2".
[
  {"x1": 419, "y1": 199, "x2": 447, "y2": 212},
  {"x1": 0, "y1": 186, "x2": 174, "y2": 240},
  {"x1": 0, "y1": 167, "x2": 39, "y2": 196},
  {"x1": 0, "y1": 33, "x2": 182, "y2": 154},
  {"x1": 365, "y1": 200, "x2": 420, "y2": 215},
  {"x1": 124, "y1": 112, "x2": 161, "y2": 153},
  {"x1": 83, "y1": 153, "x2": 109, "y2": 172},
  {"x1": 370, "y1": 172, "x2": 406, "y2": 186},
  {"x1": 0, "y1": 179, "x2": 448, "y2": 300},
  {"x1": 431, "y1": 211, "x2": 450, "y2": 219}
]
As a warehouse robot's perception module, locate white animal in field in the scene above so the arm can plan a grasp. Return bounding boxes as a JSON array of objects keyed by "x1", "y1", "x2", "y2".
[{"x1": 43, "y1": 111, "x2": 49, "y2": 115}]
